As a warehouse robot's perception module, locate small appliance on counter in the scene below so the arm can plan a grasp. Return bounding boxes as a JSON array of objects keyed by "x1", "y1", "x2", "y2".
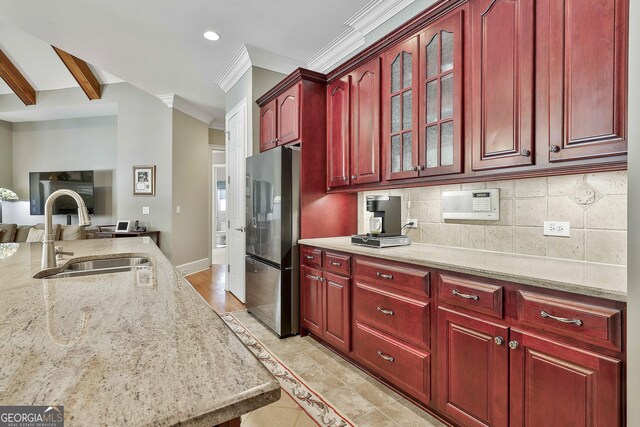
[{"x1": 351, "y1": 195, "x2": 411, "y2": 248}]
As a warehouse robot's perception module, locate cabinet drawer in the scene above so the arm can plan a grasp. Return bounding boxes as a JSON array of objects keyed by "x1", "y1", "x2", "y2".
[
  {"x1": 517, "y1": 291, "x2": 623, "y2": 351},
  {"x1": 355, "y1": 322, "x2": 431, "y2": 403},
  {"x1": 439, "y1": 274, "x2": 503, "y2": 318},
  {"x1": 301, "y1": 247, "x2": 322, "y2": 268},
  {"x1": 354, "y1": 257, "x2": 430, "y2": 298},
  {"x1": 323, "y1": 251, "x2": 351, "y2": 276},
  {"x1": 355, "y1": 283, "x2": 430, "y2": 349}
]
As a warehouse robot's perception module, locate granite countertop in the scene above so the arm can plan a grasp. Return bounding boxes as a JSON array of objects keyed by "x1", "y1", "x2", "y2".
[
  {"x1": 0, "y1": 238, "x2": 279, "y2": 426},
  {"x1": 299, "y1": 237, "x2": 627, "y2": 302}
]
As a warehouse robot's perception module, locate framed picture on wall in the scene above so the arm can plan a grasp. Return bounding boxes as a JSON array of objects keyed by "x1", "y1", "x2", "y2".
[{"x1": 133, "y1": 165, "x2": 156, "y2": 196}]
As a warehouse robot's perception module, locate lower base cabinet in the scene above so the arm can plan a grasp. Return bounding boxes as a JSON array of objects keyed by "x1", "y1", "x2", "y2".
[
  {"x1": 509, "y1": 330, "x2": 622, "y2": 427},
  {"x1": 437, "y1": 308, "x2": 509, "y2": 427}
]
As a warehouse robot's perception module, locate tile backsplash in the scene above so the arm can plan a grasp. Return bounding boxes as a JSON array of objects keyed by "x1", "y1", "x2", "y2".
[{"x1": 357, "y1": 171, "x2": 627, "y2": 265}]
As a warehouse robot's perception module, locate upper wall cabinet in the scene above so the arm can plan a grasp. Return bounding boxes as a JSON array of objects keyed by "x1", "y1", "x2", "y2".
[
  {"x1": 383, "y1": 36, "x2": 420, "y2": 181},
  {"x1": 350, "y1": 57, "x2": 382, "y2": 185},
  {"x1": 259, "y1": 99, "x2": 277, "y2": 152},
  {"x1": 277, "y1": 84, "x2": 300, "y2": 145},
  {"x1": 419, "y1": 9, "x2": 465, "y2": 177},
  {"x1": 544, "y1": 0, "x2": 627, "y2": 162},
  {"x1": 327, "y1": 76, "x2": 351, "y2": 188},
  {"x1": 471, "y1": 0, "x2": 535, "y2": 171}
]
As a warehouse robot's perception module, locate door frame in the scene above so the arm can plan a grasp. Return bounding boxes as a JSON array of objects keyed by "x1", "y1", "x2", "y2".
[{"x1": 225, "y1": 98, "x2": 250, "y2": 295}]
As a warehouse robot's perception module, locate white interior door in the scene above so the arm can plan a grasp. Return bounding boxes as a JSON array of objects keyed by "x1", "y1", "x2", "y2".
[{"x1": 225, "y1": 98, "x2": 249, "y2": 302}]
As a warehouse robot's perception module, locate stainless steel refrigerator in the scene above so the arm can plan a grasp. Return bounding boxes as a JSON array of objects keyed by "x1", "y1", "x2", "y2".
[{"x1": 245, "y1": 146, "x2": 300, "y2": 337}]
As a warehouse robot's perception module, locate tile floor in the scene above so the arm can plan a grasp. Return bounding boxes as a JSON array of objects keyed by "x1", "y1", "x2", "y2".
[{"x1": 233, "y1": 310, "x2": 445, "y2": 427}]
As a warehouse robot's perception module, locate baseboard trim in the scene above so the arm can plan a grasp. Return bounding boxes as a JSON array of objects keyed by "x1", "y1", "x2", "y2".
[{"x1": 176, "y1": 258, "x2": 210, "y2": 276}]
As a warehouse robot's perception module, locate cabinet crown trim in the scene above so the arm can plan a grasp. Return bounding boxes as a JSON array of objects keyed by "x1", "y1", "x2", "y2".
[{"x1": 256, "y1": 68, "x2": 327, "y2": 106}]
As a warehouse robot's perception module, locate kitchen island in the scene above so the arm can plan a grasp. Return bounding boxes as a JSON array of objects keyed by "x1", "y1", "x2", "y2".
[{"x1": 0, "y1": 238, "x2": 280, "y2": 426}]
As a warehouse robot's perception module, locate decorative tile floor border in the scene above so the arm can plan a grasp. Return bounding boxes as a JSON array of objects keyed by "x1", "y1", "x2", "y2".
[{"x1": 220, "y1": 313, "x2": 354, "y2": 427}]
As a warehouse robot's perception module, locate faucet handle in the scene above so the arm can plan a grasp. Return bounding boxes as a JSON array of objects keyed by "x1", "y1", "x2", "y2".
[{"x1": 55, "y1": 246, "x2": 74, "y2": 260}]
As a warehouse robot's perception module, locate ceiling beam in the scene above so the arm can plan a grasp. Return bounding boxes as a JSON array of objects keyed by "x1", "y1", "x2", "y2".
[
  {"x1": 0, "y1": 49, "x2": 36, "y2": 105},
  {"x1": 52, "y1": 46, "x2": 101, "y2": 100}
]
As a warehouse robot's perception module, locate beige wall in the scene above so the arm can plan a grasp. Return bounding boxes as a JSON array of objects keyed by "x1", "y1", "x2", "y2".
[
  {"x1": 0, "y1": 120, "x2": 12, "y2": 189},
  {"x1": 171, "y1": 109, "x2": 209, "y2": 267},
  {"x1": 209, "y1": 128, "x2": 225, "y2": 147},
  {"x1": 627, "y1": 0, "x2": 639, "y2": 422},
  {"x1": 359, "y1": 171, "x2": 627, "y2": 264}
]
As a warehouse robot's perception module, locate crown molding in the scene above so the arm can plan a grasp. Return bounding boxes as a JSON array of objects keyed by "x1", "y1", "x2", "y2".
[
  {"x1": 214, "y1": 45, "x2": 252, "y2": 94},
  {"x1": 307, "y1": 0, "x2": 418, "y2": 73},
  {"x1": 209, "y1": 118, "x2": 225, "y2": 130},
  {"x1": 158, "y1": 94, "x2": 215, "y2": 124}
]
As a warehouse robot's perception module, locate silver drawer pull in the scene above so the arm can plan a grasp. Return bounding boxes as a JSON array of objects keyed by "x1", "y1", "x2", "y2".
[
  {"x1": 377, "y1": 307, "x2": 394, "y2": 316},
  {"x1": 376, "y1": 272, "x2": 393, "y2": 280},
  {"x1": 377, "y1": 351, "x2": 395, "y2": 362},
  {"x1": 330, "y1": 261, "x2": 342, "y2": 266},
  {"x1": 308, "y1": 274, "x2": 323, "y2": 281},
  {"x1": 452, "y1": 289, "x2": 479, "y2": 301},
  {"x1": 540, "y1": 310, "x2": 583, "y2": 326},
  {"x1": 304, "y1": 255, "x2": 315, "y2": 260}
]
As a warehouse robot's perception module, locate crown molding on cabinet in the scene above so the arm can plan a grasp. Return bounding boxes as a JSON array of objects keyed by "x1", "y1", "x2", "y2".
[
  {"x1": 215, "y1": 44, "x2": 304, "y2": 94},
  {"x1": 307, "y1": 0, "x2": 418, "y2": 73},
  {"x1": 158, "y1": 94, "x2": 215, "y2": 125}
]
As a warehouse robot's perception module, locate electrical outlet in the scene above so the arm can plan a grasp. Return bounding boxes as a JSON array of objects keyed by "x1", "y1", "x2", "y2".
[
  {"x1": 544, "y1": 221, "x2": 570, "y2": 237},
  {"x1": 405, "y1": 219, "x2": 418, "y2": 228},
  {"x1": 176, "y1": 205, "x2": 181, "y2": 214},
  {"x1": 142, "y1": 206, "x2": 150, "y2": 215}
]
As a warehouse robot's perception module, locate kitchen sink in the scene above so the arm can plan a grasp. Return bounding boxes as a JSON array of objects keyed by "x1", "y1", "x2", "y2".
[{"x1": 35, "y1": 256, "x2": 152, "y2": 279}]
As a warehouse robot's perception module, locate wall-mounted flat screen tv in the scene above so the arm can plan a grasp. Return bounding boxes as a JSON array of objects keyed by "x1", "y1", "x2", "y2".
[{"x1": 29, "y1": 171, "x2": 95, "y2": 215}]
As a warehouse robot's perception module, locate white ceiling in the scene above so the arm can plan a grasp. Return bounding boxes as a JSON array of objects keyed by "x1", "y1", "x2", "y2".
[{"x1": 0, "y1": 0, "x2": 372, "y2": 124}]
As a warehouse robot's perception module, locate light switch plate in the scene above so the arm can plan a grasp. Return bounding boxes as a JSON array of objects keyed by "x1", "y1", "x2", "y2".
[
  {"x1": 544, "y1": 221, "x2": 570, "y2": 237},
  {"x1": 142, "y1": 206, "x2": 150, "y2": 215},
  {"x1": 176, "y1": 205, "x2": 181, "y2": 214}
]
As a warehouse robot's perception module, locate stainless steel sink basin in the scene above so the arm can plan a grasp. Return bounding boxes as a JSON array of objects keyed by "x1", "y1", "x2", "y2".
[{"x1": 35, "y1": 256, "x2": 152, "y2": 279}]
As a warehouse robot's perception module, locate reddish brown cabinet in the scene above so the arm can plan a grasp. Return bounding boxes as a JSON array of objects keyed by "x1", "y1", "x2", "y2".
[
  {"x1": 383, "y1": 36, "x2": 420, "y2": 180},
  {"x1": 277, "y1": 84, "x2": 300, "y2": 145},
  {"x1": 438, "y1": 307, "x2": 509, "y2": 427},
  {"x1": 471, "y1": 0, "x2": 535, "y2": 171},
  {"x1": 259, "y1": 99, "x2": 277, "y2": 152},
  {"x1": 419, "y1": 9, "x2": 465, "y2": 177},
  {"x1": 323, "y1": 272, "x2": 351, "y2": 351},
  {"x1": 543, "y1": 0, "x2": 628, "y2": 162},
  {"x1": 327, "y1": 76, "x2": 351, "y2": 188},
  {"x1": 350, "y1": 57, "x2": 381, "y2": 185},
  {"x1": 301, "y1": 265, "x2": 324, "y2": 337},
  {"x1": 509, "y1": 330, "x2": 622, "y2": 427}
]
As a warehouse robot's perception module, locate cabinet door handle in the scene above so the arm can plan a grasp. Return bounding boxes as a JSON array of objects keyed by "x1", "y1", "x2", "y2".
[
  {"x1": 304, "y1": 255, "x2": 315, "y2": 260},
  {"x1": 494, "y1": 336, "x2": 505, "y2": 345},
  {"x1": 330, "y1": 261, "x2": 342, "y2": 266},
  {"x1": 412, "y1": 165, "x2": 425, "y2": 171},
  {"x1": 549, "y1": 144, "x2": 560, "y2": 153},
  {"x1": 540, "y1": 310, "x2": 583, "y2": 326},
  {"x1": 351, "y1": 175, "x2": 358, "y2": 180},
  {"x1": 377, "y1": 307, "x2": 394, "y2": 316},
  {"x1": 509, "y1": 340, "x2": 519, "y2": 350},
  {"x1": 376, "y1": 272, "x2": 393, "y2": 280},
  {"x1": 520, "y1": 148, "x2": 531, "y2": 157},
  {"x1": 452, "y1": 289, "x2": 479, "y2": 301},
  {"x1": 377, "y1": 350, "x2": 395, "y2": 362},
  {"x1": 308, "y1": 274, "x2": 322, "y2": 281}
]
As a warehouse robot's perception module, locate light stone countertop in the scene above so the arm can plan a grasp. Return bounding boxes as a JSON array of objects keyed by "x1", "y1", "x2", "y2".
[
  {"x1": 299, "y1": 237, "x2": 627, "y2": 302},
  {"x1": 0, "y1": 238, "x2": 280, "y2": 426}
]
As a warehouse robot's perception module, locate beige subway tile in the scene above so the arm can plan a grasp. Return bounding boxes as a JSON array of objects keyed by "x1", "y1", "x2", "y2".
[
  {"x1": 461, "y1": 225, "x2": 485, "y2": 250},
  {"x1": 405, "y1": 225, "x2": 421, "y2": 243},
  {"x1": 424, "y1": 200, "x2": 442, "y2": 223},
  {"x1": 547, "y1": 197, "x2": 584, "y2": 228},
  {"x1": 409, "y1": 187, "x2": 422, "y2": 202},
  {"x1": 494, "y1": 199, "x2": 514, "y2": 226},
  {"x1": 585, "y1": 195, "x2": 627, "y2": 230},
  {"x1": 422, "y1": 223, "x2": 460, "y2": 247},
  {"x1": 491, "y1": 180, "x2": 515, "y2": 198},
  {"x1": 515, "y1": 177, "x2": 547, "y2": 198},
  {"x1": 547, "y1": 174, "x2": 584, "y2": 197},
  {"x1": 586, "y1": 230, "x2": 627, "y2": 265},
  {"x1": 421, "y1": 185, "x2": 441, "y2": 201},
  {"x1": 586, "y1": 171, "x2": 627, "y2": 195},
  {"x1": 515, "y1": 198, "x2": 547, "y2": 226},
  {"x1": 515, "y1": 227, "x2": 546, "y2": 256},
  {"x1": 485, "y1": 226, "x2": 514, "y2": 253},
  {"x1": 547, "y1": 230, "x2": 585, "y2": 261},
  {"x1": 357, "y1": 219, "x2": 364, "y2": 234}
]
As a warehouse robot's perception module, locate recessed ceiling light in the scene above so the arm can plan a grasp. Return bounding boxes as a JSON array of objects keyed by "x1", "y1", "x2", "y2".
[{"x1": 204, "y1": 31, "x2": 221, "y2": 41}]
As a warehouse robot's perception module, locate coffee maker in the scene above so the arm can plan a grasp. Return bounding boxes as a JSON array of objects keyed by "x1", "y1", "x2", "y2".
[{"x1": 351, "y1": 195, "x2": 411, "y2": 248}]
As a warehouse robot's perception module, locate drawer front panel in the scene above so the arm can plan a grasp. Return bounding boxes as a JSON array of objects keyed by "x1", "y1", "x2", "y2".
[
  {"x1": 354, "y1": 257, "x2": 430, "y2": 298},
  {"x1": 355, "y1": 283, "x2": 430, "y2": 349},
  {"x1": 323, "y1": 251, "x2": 351, "y2": 276},
  {"x1": 301, "y1": 246, "x2": 323, "y2": 269},
  {"x1": 439, "y1": 274, "x2": 504, "y2": 318},
  {"x1": 355, "y1": 322, "x2": 431, "y2": 403},
  {"x1": 517, "y1": 291, "x2": 622, "y2": 351}
]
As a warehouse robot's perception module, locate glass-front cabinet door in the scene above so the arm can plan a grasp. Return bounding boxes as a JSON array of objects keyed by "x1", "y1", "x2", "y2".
[
  {"x1": 419, "y1": 9, "x2": 464, "y2": 176},
  {"x1": 383, "y1": 36, "x2": 420, "y2": 180}
]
